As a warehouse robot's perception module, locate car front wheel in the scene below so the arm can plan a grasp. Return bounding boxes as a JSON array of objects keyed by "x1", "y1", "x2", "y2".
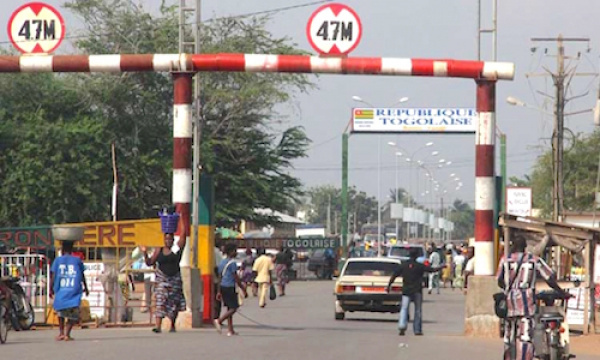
[{"x1": 335, "y1": 312, "x2": 345, "y2": 320}]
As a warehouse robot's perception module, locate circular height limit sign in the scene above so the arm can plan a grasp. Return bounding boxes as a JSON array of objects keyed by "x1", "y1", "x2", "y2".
[
  {"x1": 306, "y1": 3, "x2": 362, "y2": 55},
  {"x1": 8, "y1": 2, "x2": 65, "y2": 54}
]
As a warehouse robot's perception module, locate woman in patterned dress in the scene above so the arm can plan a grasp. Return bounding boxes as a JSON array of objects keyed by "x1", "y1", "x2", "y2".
[{"x1": 141, "y1": 229, "x2": 187, "y2": 334}]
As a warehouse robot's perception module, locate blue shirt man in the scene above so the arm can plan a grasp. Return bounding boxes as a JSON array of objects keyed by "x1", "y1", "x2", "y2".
[{"x1": 50, "y1": 240, "x2": 88, "y2": 341}]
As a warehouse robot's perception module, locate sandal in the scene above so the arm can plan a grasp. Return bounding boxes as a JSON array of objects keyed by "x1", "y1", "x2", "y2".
[
  {"x1": 227, "y1": 331, "x2": 239, "y2": 336},
  {"x1": 64, "y1": 336, "x2": 75, "y2": 341},
  {"x1": 152, "y1": 328, "x2": 162, "y2": 334},
  {"x1": 169, "y1": 327, "x2": 176, "y2": 333},
  {"x1": 55, "y1": 335, "x2": 65, "y2": 341}
]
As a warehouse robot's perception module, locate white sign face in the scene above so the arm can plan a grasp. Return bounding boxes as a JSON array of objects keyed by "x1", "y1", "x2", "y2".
[
  {"x1": 566, "y1": 287, "x2": 585, "y2": 325},
  {"x1": 351, "y1": 108, "x2": 477, "y2": 133},
  {"x1": 390, "y1": 203, "x2": 403, "y2": 220},
  {"x1": 8, "y1": 2, "x2": 65, "y2": 54},
  {"x1": 506, "y1": 187, "x2": 533, "y2": 217},
  {"x1": 594, "y1": 244, "x2": 600, "y2": 284},
  {"x1": 306, "y1": 3, "x2": 362, "y2": 55},
  {"x1": 83, "y1": 262, "x2": 105, "y2": 319}
]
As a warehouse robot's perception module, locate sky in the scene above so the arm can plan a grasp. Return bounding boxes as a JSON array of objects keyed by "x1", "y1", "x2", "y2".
[{"x1": 2, "y1": 0, "x2": 599, "y2": 212}]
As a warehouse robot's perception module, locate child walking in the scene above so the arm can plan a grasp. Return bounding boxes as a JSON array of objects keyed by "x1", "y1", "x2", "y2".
[{"x1": 50, "y1": 240, "x2": 88, "y2": 341}]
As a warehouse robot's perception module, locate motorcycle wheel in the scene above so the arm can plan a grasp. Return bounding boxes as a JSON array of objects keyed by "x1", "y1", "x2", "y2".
[
  {"x1": 9, "y1": 309, "x2": 21, "y2": 331},
  {"x1": 17, "y1": 301, "x2": 34, "y2": 331},
  {"x1": 0, "y1": 304, "x2": 8, "y2": 344}
]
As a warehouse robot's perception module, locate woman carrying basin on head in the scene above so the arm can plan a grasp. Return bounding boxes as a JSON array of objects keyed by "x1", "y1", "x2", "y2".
[{"x1": 141, "y1": 209, "x2": 187, "y2": 334}]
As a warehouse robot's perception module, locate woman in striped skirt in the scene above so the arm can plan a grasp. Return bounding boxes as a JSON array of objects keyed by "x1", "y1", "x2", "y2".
[{"x1": 141, "y1": 230, "x2": 187, "y2": 333}]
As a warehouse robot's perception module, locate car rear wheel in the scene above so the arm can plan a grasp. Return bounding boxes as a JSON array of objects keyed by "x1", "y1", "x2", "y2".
[{"x1": 335, "y1": 312, "x2": 345, "y2": 320}]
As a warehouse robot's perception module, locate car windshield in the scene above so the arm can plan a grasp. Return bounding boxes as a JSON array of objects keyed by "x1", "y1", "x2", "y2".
[
  {"x1": 389, "y1": 247, "x2": 423, "y2": 258},
  {"x1": 343, "y1": 261, "x2": 398, "y2": 277}
]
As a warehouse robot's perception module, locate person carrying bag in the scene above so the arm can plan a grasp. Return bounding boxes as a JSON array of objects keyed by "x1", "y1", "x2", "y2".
[{"x1": 493, "y1": 253, "x2": 524, "y2": 318}]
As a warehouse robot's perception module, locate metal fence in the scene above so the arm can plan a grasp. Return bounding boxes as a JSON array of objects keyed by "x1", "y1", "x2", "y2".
[{"x1": 0, "y1": 254, "x2": 51, "y2": 323}]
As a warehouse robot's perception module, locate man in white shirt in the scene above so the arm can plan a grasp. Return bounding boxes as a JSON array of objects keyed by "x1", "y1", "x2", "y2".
[{"x1": 427, "y1": 244, "x2": 441, "y2": 295}]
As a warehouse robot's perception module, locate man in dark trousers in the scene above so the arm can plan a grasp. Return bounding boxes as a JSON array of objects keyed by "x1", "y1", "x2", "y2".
[{"x1": 387, "y1": 248, "x2": 442, "y2": 336}]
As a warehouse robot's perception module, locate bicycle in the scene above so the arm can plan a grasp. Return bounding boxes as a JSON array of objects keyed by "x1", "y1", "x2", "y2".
[{"x1": 0, "y1": 290, "x2": 9, "y2": 344}]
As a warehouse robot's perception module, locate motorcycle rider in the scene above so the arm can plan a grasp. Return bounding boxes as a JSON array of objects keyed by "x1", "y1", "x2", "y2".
[{"x1": 496, "y1": 234, "x2": 570, "y2": 360}]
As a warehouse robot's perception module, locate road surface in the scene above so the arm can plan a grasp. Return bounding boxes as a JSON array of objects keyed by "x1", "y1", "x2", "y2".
[{"x1": 2, "y1": 281, "x2": 598, "y2": 359}]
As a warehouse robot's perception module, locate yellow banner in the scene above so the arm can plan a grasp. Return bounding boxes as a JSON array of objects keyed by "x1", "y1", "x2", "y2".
[{"x1": 54, "y1": 219, "x2": 164, "y2": 248}]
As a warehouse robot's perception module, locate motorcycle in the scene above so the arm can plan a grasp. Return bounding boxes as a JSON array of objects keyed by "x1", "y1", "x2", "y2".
[
  {"x1": 533, "y1": 286, "x2": 578, "y2": 360},
  {"x1": 0, "y1": 277, "x2": 35, "y2": 332}
]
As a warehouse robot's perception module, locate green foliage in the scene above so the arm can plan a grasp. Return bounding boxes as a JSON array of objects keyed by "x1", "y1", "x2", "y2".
[
  {"x1": 0, "y1": 1, "x2": 312, "y2": 227},
  {"x1": 447, "y1": 199, "x2": 474, "y2": 240},
  {"x1": 388, "y1": 187, "x2": 415, "y2": 206},
  {"x1": 525, "y1": 132, "x2": 600, "y2": 217},
  {"x1": 306, "y1": 185, "x2": 378, "y2": 232},
  {"x1": 0, "y1": 73, "x2": 111, "y2": 225}
]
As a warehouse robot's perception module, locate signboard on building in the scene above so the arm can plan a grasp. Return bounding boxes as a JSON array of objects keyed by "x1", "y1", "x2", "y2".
[
  {"x1": 506, "y1": 187, "x2": 533, "y2": 217},
  {"x1": 0, "y1": 226, "x2": 53, "y2": 248},
  {"x1": 83, "y1": 262, "x2": 105, "y2": 318},
  {"x1": 220, "y1": 238, "x2": 339, "y2": 250},
  {"x1": 351, "y1": 108, "x2": 477, "y2": 133},
  {"x1": 1, "y1": 219, "x2": 163, "y2": 250}
]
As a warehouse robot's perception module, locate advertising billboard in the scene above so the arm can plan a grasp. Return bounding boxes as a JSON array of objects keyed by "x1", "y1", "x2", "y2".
[{"x1": 351, "y1": 108, "x2": 477, "y2": 133}]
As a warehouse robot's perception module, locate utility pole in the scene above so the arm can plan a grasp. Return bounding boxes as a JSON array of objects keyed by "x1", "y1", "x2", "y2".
[
  {"x1": 327, "y1": 194, "x2": 332, "y2": 235},
  {"x1": 477, "y1": 0, "x2": 497, "y2": 61},
  {"x1": 529, "y1": 35, "x2": 591, "y2": 221},
  {"x1": 179, "y1": 0, "x2": 202, "y2": 325},
  {"x1": 555, "y1": 36, "x2": 566, "y2": 222},
  {"x1": 500, "y1": 132, "x2": 507, "y2": 213}
]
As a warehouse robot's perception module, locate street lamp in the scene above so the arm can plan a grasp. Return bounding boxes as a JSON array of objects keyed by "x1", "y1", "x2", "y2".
[
  {"x1": 353, "y1": 95, "x2": 409, "y2": 253},
  {"x1": 388, "y1": 141, "x2": 435, "y2": 241}
]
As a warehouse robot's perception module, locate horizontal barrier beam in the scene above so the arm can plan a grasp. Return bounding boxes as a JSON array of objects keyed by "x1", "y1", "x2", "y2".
[{"x1": 0, "y1": 54, "x2": 515, "y2": 80}]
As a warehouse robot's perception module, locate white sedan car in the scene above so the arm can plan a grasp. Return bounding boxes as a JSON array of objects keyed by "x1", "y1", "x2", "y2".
[{"x1": 334, "y1": 257, "x2": 402, "y2": 320}]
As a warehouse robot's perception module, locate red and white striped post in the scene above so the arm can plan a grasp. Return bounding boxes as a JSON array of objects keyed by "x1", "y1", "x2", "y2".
[
  {"x1": 474, "y1": 80, "x2": 496, "y2": 276},
  {"x1": 172, "y1": 73, "x2": 193, "y2": 271}
]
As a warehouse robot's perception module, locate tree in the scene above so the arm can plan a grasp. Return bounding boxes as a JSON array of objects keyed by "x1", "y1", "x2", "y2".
[
  {"x1": 305, "y1": 185, "x2": 377, "y2": 233},
  {"x1": 0, "y1": 72, "x2": 111, "y2": 226},
  {"x1": 0, "y1": 1, "x2": 313, "y2": 227},
  {"x1": 64, "y1": 0, "x2": 312, "y2": 225},
  {"x1": 388, "y1": 187, "x2": 414, "y2": 206},
  {"x1": 516, "y1": 131, "x2": 600, "y2": 217},
  {"x1": 447, "y1": 199, "x2": 474, "y2": 240}
]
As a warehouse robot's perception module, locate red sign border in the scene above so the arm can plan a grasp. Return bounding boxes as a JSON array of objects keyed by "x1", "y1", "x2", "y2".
[
  {"x1": 305, "y1": 3, "x2": 362, "y2": 56},
  {"x1": 7, "y1": 2, "x2": 66, "y2": 54}
]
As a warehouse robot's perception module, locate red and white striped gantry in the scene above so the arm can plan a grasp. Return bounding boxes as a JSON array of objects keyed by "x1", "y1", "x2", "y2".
[
  {"x1": 0, "y1": 53, "x2": 514, "y2": 276},
  {"x1": 0, "y1": 53, "x2": 514, "y2": 79}
]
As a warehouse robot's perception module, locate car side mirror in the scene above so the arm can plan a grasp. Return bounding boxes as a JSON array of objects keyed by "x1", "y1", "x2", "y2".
[{"x1": 573, "y1": 280, "x2": 581, "y2": 288}]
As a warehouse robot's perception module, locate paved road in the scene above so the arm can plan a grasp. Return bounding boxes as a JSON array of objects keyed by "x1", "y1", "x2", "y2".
[{"x1": 2, "y1": 281, "x2": 598, "y2": 359}]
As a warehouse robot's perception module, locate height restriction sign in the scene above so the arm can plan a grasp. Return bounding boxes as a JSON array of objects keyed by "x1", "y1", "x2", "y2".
[
  {"x1": 306, "y1": 3, "x2": 362, "y2": 56},
  {"x1": 8, "y1": 2, "x2": 65, "y2": 54}
]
